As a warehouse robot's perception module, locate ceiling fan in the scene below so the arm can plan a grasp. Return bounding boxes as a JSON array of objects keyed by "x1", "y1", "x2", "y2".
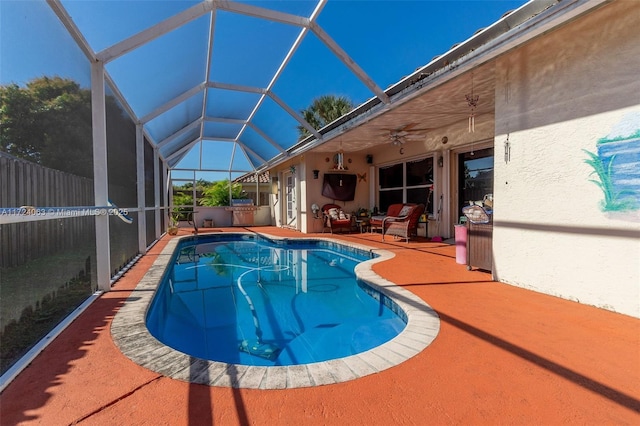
[
  {"x1": 389, "y1": 132, "x2": 406, "y2": 146},
  {"x1": 383, "y1": 123, "x2": 429, "y2": 152}
]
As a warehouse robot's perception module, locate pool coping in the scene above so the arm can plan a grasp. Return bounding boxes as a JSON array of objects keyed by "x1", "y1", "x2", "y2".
[{"x1": 111, "y1": 232, "x2": 440, "y2": 389}]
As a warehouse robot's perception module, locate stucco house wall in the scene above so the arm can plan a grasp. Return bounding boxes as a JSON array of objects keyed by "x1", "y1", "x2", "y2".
[
  {"x1": 300, "y1": 152, "x2": 372, "y2": 233},
  {"x1": 493, "y1": 0, "x2": 640, "y2": 317}
]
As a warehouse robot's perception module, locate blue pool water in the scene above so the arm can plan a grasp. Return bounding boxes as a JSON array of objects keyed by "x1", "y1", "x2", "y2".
[{"x1": 146, "y1": 235, "x2": 406, "y2": 366}]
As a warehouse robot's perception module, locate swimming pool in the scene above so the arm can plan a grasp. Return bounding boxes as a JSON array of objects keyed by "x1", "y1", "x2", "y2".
[
  {"x1": 111, "y1": 233, "x2": 440, "y2": 389},
  {"x1": 146, "y1": 235, "x2": 406, "y2": 366}
]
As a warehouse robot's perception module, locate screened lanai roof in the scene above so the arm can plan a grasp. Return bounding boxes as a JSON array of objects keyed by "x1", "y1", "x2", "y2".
[{"x1": 4, "y1": 0, "x2": 547, "y2": 179}]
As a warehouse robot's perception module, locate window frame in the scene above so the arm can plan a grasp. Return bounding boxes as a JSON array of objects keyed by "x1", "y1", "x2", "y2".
[{"x1": 378, "y1": 155, "x2": 435, "y2": 215}]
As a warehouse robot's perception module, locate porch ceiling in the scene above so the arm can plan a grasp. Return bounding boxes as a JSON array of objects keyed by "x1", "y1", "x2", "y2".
[{"x1": 313, "y1": 63, "x2": 497, "y2": 155}]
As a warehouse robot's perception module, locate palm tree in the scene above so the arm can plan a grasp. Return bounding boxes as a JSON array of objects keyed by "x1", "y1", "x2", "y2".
[{"x1": 297, "y1": 95, "x2": 354, "y2": 140}]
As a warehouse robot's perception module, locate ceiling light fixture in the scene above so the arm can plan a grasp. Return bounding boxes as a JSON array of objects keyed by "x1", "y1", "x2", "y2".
[
  {"x1": 334, "y1": 139, "x2": 346, "y2": 170},
  {"x1": 389, "y1": 133, "x2": 405, "y2": 154}
]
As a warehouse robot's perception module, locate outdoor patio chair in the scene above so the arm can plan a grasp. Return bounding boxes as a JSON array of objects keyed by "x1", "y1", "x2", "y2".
[
  {"x1": 382, "y1": 203, "x2": 425, "y2": 243},
  {"x1": 369, "y1": 203, "x2": 405, "y2": 233},
  {"x1": 322, "y1": 204, "x2": 353, "y2": 234}
]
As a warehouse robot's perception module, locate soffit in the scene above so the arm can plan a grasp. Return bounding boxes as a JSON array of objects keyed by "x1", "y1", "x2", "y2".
[{"x1": 315, "y1": 63, "x2": 497, "y2": 154}]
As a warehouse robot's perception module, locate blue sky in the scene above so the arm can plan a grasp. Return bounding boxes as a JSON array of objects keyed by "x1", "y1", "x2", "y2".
[
  {"x1": 1, "y1": 0, "x2": 527, "y2": 97},
  {"x1": 1, "y1": 0, "x2": 527, "y2": 174}
]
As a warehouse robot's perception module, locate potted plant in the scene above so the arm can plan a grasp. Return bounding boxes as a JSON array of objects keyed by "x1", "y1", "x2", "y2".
[
  {"x1": 167, "y1": 210, "x2": 180, "y2": 235},
  {"x1": 356, "y1": 207, "x2": 369, "y2": 218}
]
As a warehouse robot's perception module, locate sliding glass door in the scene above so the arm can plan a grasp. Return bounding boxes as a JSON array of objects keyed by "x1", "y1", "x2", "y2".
[{"x1": 457, "y1": 147, "x2": 494, "y2": 221}]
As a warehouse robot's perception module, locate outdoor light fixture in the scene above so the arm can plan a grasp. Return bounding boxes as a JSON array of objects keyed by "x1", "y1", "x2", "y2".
[
  {"x1": 313, "y1": 169, "x2": 319, "y2": 179},
  {"x1": 504, "y1": 134, "x2": 511, "y2": 163},
  {"x1": 438, "y1": 156, "x2": 444, "y2": 167}
]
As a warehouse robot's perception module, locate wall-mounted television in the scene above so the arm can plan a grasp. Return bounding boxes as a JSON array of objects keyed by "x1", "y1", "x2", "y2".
[{"x1": 322, "y1": 173, "x2": 357, "y2": 201}]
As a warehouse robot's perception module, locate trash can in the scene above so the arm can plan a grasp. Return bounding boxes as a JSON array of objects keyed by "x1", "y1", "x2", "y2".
[
  {"x1": 454, "y1": 224, "x2": 467, "y2": 264},
  {"x1": 462, "y1": 205, "x2": 493, "y2": 272}
]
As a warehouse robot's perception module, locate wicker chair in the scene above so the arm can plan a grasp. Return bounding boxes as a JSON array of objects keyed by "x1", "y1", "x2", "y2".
[
  {"x1": 382, "y1": 203, "x2": 425, "y2": 242},
  {"x1": 370, "y1": 204, "x2": 404, "y2": 233}
]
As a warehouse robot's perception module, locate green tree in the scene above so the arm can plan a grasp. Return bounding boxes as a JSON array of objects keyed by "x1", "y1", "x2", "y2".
[
  {"x1": 172, "y1": 191, "x2": 193, "y2": 207},
  {"x1": 0, "y1": 77, "x2": 93, "y2": 177},
  {"x1": 0, "y1": 84, "x2": 39, "y2": 160},
  {"x1": 297, "y1": 95, "x2": 354, "y2": 140},
  {"x1": 195, "y1": 179, "x2": 210, "y2": 190},
  {"x1": 199, "y1": 180, "x2": 243, "y2": 206}
]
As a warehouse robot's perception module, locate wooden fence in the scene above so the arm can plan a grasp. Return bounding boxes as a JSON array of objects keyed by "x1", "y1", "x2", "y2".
[{"x1": 0, "y1": 154, "x2": 94, "y2": 268}]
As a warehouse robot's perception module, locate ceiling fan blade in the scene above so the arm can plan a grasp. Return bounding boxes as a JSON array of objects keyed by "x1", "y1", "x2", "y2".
[
  {"x1": 401, "y1": 122, "x2": 419, "y2": 131},
  {"x1": 388, "y1": 123, "x2": 417, "y2": 134},
  {"x1": 385, "y1": 123, "x2": 431, "y2": 136},
  {"x1": 382, "y1": 123, "x2": 430, "y2": 144},
  {"x1": 403, "y1": 133, "x2": 426, "y2": 140}
]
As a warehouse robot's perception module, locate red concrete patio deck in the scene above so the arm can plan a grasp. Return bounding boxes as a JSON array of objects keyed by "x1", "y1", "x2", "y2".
[{"x1": 1, "y1": 227, "x2": 638, "y2": 425}]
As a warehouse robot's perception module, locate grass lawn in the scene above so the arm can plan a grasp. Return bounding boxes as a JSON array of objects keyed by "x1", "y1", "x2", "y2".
[{"x1": 0, "y1": 248, "x2": 95, "y2": 375}]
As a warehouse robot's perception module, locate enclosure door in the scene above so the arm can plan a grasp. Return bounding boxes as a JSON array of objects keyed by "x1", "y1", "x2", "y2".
[{"x1": 284, "y1": 171, "x2": 297, "y2": 229}]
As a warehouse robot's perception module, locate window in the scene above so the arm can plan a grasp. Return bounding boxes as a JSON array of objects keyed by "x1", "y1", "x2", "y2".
[{"x1": 378, "y1": 157, "x2": 434, "y2": 214}]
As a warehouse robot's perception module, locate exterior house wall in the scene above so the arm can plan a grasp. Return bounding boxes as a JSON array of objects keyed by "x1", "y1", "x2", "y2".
[
  {"x1": 303, "y1": 152, "x2": 371, "y2": 232},
  {"x1": 493, "y1": 0, "x2": 640, "y2": 317}
]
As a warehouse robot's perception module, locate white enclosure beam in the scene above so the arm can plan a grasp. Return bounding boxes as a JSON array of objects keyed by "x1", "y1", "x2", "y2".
[
  {"x1": 157, "y1": 119, "x2": 202, "y2": 149},
  {"x1": 248, "y1": 2, "x2": 325, "y2": 142},
  {"x1": 136, "y1": 125, "x2": 147, "y2": 254},
  {"x1": 163, "y1": 161, "x2": 170, "y2": 230},
  {"x1": 154, "y1": 148, "x2": 161, "y2": 239},
  {"x1": 212, "y1": 0, "x2": 309, "y2": 27},
  {"x1": 246, "y1": 123, "x2": 286, "y2": 153},
  {"x1": 105, "y1": 73, "x2": 140, "y2": 125},
  {"x1": 47, "y1": 0, "x2": 97, "y2": 62},
  {"x1": 236, "y1": 141, "x2": 266, "y2": 165},
  {"x1": 228, "y1": 144, "x2": 237, "y2": 173},
  {"x1": 201, "y1": 9, "x2": 217, "y2": 143},
  {"x1": 206, "y1": 81, "x2": 267, "y2": 95},
  {"x1": 166, "y1": 138, "x2": 200, "y2": 162},
  {"x1": 172, "y1": 167, "x2": 253, "y2": 173},
  {"x1": 203, "y1": 137, "x2": 236, "y2": 143},
  {"x1": 91, "y1": 62, "x2": 111, "y2": 292},
  {"x1": 203, "y1": 117, "x2": 247, "y2": 125},
  {"x1": 268, "y1": 92, "x2": 321, "y2": 139},
  {"x1": 97, "y1": 2, "x2": 213, "y2": 63},
  {"x1": 140, "y1": 83, "x2": 206, "y2": 124},
  {"x1": 310, "y1": 22, "x2": 390, "y2": 104}
]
